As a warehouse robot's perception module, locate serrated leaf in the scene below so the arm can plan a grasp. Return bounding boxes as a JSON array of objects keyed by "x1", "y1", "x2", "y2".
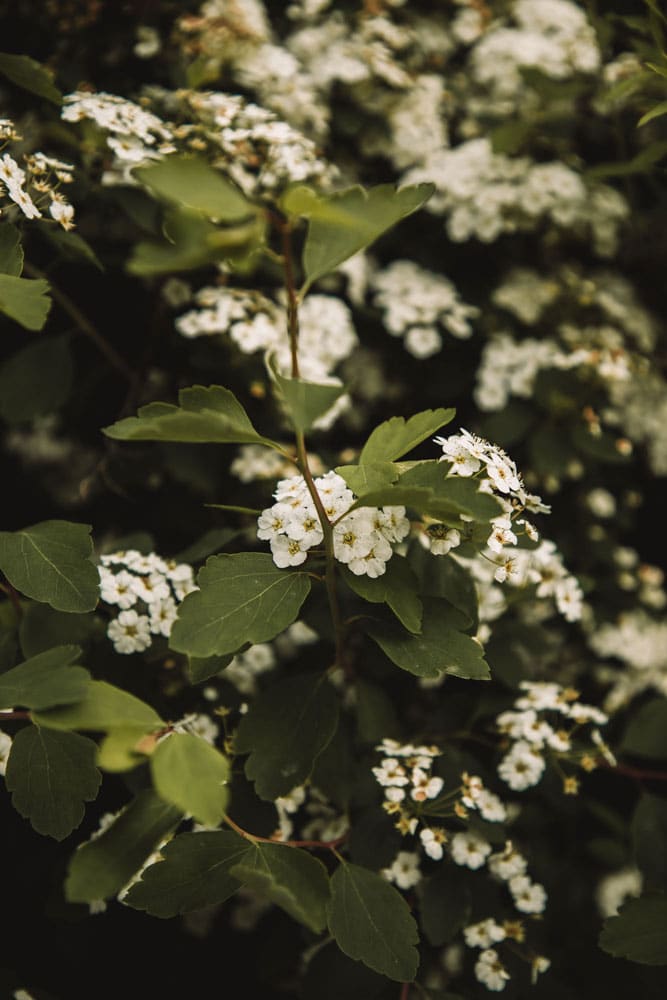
[
  {"x1": 0, "y1": 335, "x2": 73, "y2": 424},
  {"x1": 599, "y1": 893, "x2": 667, "y2": 964},
  {"x1": 0, "y1": 52, "x2": 62, "y2": 104},
  {"x1": 0, "y1": 222, "x2": 23, "y2": 275},
  {"x1": 0, "y1": 520, "x2": 99, "y2": 613},
  {"x1": 360, "y1": 409, "x2": 456, "y2": 465},
  {"x1": 341, "y1": 556, "x2": 422, "y2": 634},
  {"x1": 621, "y1": 699, "x2": 667, "y2": 759},
  {"x1": 5, "y1": 726, "x2": 101, "y2": 840},
  {"x1": 134, "y1": 154, "x2": 252, "y2": 221},
  {"x1": 268, "y1": 356, "x2": 345, "y2": 432},
  {"x1": 335, "y1": 462, "x2": 398, "y2": 496},
  {"x1": 169, "y1": 552, "x2": 311, "y2": 659},
  {"x1": 103, "y1": 384, "x2": 281, "y2": 449},
  {"x1": 124, "y1": 830, "x2": 250, "y2": 917},
  {"x1": 367, "y1": 597, "x2": 490, "y2": 680},
  {"x1": 0, "y1": 644, "x2": 89, "y2": 710},
  {"x1": 284, "y1": 183, "x2": 434, "y2": 292},
  {"x1": 150, "y1": 733, "x2": 229, "y2": 826},
  {"x1": 398, "y1": 463, "x2": 503, "y2": 522},
  {"x1": 34, "y1": 679, "x2": 163, "y2": 733},
  {"x1": 230, "y1": 841, "x2": 330, "y2": 933},
  {"x1": 0, "y1": 273, "x2": 51, "y2": 330},
  {"x1": 235, "y1": 673, "x2": 339, "y2": 800},
  {"x1": 65, "y1": 789, "x2": 182, "y2": 903},
  {"x1": 327, "y1": 862, "x2": 419, "y2": 982},
  {"x1": 632, "y1": 794, "x2": 667, "y2": 890}
]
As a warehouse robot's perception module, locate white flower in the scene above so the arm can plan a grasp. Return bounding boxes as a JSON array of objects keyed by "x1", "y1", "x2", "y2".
[
  {"x1": 130, "y1": 571, "x2": 171, "y2": 604},
  {"x1": 410, "y1": 768, "x2": 444, "y2": 802},
  {"x1": 475, "y1": 948, "x2": 511, "y2": 992},
  {"x1": 270, "y1": 534, "x2": 309, "y2": 567},
  {"x1": 531, "y1": 956, "x2": 551, "y2": 984},
  {"x1": 382, "y1": 850, "x2": 422, "y2": 889},
  {"x1": 106, "y1": 609, "x2": 152, "y2": 654},
  {"x1": 464, "y1": 918, "x2": 507, "y2": 949},
  {"x1": 419, "y1": 827, "x2": 447, "y2": 860},
  {"x1": 509, "y1": 875, "x2": 547, "y2": 913},
  {"x1": 99, "y1": 568, "x2": 138, "y2": 609},
  {"x1": 148, "y1": 597, "x2": 178, "y2": 637},
  {"x1": 475, "y1": 789, "x2": 507, "y2": 823},
  {"x1": 488, "y1": 842, "x2": 528, "y2": 881},
  {"x1": 450, "y1": 831, "x2": 492, "y2": 870},
  {"x1": 498, "y1": 742, "x2": 546, "y2": 790},
  {"x1": 435, "y1": 434, "x2": 481, "y2": 475},
  {"x1": 372, "y1": 757, "x2": 410, "y2": 788},
  {"x1": 487, "y1": 517, "x2": 518, "y2": 554},
  {"x1": 0, "y1": 729, "x2": 13, "y2": 776}
]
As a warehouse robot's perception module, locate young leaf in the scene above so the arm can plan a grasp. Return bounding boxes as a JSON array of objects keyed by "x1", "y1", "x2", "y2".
[
  {"x1": 96, "y1": 727, "x2": 152, "y2": 773},
  {"x1": 398, "y1": 463, "x2": 503, "y2": 522},
  {"x1": 335, "y1": 462, "x2": 398, "y2": 496},
  {"x1": 327, "y1": 862, "x2": 420, "y2": 982},
  {"x1": 103, "y1": 384, "x2": 282, "y2": 449},
  {"x1": 360, "y1": 409, "x2": 456, "y2": 465},
  {"x1": 65, "y1": 789, "x2": 183, "y2": 903},
  {"x1": 621, "y1": 699, "x2": 667, "y2": 759},
  {"x1": 124, "y1": 831, "x2": 250, "y2": 917},
  {"x1": 268, "y1": 357, "x2": 345, "y2": 432},
  {"x1": 229, "y1": 841, "x2": 330, "y2": 933},
  {"x1": 638, "y1": 100, "x2": 667, "y2": 127},
  {"x1": 283, "y1": 183, "x2": 434, "y2": 292},
  {"x1": 367, "y1": 597, "x2": 490, "y2": 681},
  {"x1": 169, "y1": 553, "x2": 311, "y2": 659},
  {"x1": 341, "y1": 556, "x2": 422, "y2": 634},
  {"x1": 0, "y1": 52, "x2": 62, "y2": 104},
  {"x1": 150, "y1": 733, "x2": 230, "y2": 827},
  {"x1": 0, "y1": 222, "x2": 23, "y2": 275},
  {"x1": 33, "y1": 679, "x2": 163, "y2": 733},
  {"x1": 133, "y1": 154, "x2": 252, "y2": 221},
  {"x1": 0, "y1": 644, "x2": 89, "y2": 711},
  {"x1": 0, "y1": 520, "x2": 99, "y2": 613},
  {"x1": 0, "y1": 273, "x2": 51, "y2": 330},
  {"x1": 599, "y1": 893, "x2": 667, "y2": 965},
  {"x1": 0, "y1": 335, "x2": 73, "y2": 424},
  {"x1": 235, "y1": 673, "x2": 339, "y2": 800},
  {"x1": 5, "y1": 726, "x2": 101, "y2": 840}
]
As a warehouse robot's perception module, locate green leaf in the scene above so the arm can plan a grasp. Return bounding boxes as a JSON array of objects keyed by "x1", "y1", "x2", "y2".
[
  {"x1": 169, "y1": 552, "x2": 311, "y2": 659},
  {"x1": 5, "y1": 726, "x2": 101, "y2": 840},
  {"x1": 34, "y1": 679, "x2": 163, "y2": 733},
  {"x1": 103, "y1": 384, "x2": 282, "y2": 449},
  {"x1": 268, "y1": 357, "x2": 345, "y2": 432},
  {"x1": 124, "y1": 830, "x2": 250, "y2": 917},
  {"x1": 188, "y1": 652, "x2": 234, "y2": 684},
  {"x1": 0, "y1": 644, "x2": 89, "y2": 710},
  {"x1": 341, "y1": 556, "x2": 422, "y2": 634},
  {"x1": 0, "y1": 273, "x2": 51, "y2": 330},
  {"x1": 409, "y1": 544, "x2": 478, "y2": 632},
  {"x1": 398, "y1": 463, "x2": 503, "y2": 522},
  {"x1": 133, "y1": 154, "x2": 252, "y2": 221},
  {"x1": 283, "y1": 183, "x2": 434, "y2": 292},
  {"x1": 96, "y1": 727, "x2": 151, "y2": 773},
  {"x1": 638, "y1": 100, "x2": 667, "y2": 126},
  {"x1": 621, "y1": 699, "x2": 667, "y2": 759},
  {"x1": 36, "y1": 223, "x2": 104, "y2": 270},
  {"x1": 327, "y1": 862, "x2": 420, "y2": 982},
  {"x1": 0, "y1": 52, "x2": 62, "y2": 104},
  {"x1": 599, "y1": 893, "x2": 667, "y2": 965},
  {"x1": 150, "y1": 733, "x2": 229, "y2": 826},
  {"x1": 335, "y1": 462, "x2": 398, "y2": 496},
  {"x1": 632, "y1": 794, "x2": 667, "y2": 890},
  {"x1": 0, "y1": 222, "x2": 24, "y2": 275},
  {"x1": 367, "y1": 597, "x2": 490, "y2": 681},
  {"x1": 0, "y1": 335, "x2": 73, "y2": 424},
  {"x1": 19, "y1": 603, "x2": 96, "y2": 658},
  {"x1": 65, "y1": 789, "x2": 182, "y2": 903},
  {"x1": 230, "y1": 841, "x2": 330, "y2": 933},
  {"x1": 360, "y1": 409, "x2": 456, "y2": 465},
  {"x1": 235, "y1": 673, "x2": 339, "y2": 800},
  {"x1": 0, "y1": 520, "x2": 99, "y2": 613}
]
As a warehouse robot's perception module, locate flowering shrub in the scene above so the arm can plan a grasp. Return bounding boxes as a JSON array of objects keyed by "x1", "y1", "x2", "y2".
[{"x1": 1, "y1": 3, "x2": 667, "y2": 999}]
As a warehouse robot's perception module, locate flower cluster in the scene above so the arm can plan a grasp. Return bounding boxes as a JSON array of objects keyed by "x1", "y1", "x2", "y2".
[
  {"x1": 98, "y1": 550, "x2": 197, "y2": 654},
  {"x1": 273, "y1": 783, "x2": 348, "y2": 843},
  {"x1": 258, "y1": 471, "x2": 409, "y2": 577},
  {"x1": 496, "y1": 681, "x2": 611, "y2": 792},
  {"x1": 589, "y1": 609, "x2": 667, "y2": 711},
  {"x1": 0, "y1": 119, "x2": 75, "y2": 228}
]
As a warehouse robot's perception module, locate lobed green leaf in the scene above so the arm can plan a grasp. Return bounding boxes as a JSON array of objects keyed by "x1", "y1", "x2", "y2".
[{"x1": 230, "y1": 841, "x2": 330, "y2": 933}]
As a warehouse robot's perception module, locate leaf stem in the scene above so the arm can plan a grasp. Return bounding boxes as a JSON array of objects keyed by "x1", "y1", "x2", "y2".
[{"x1": 223, "y1": 812, "x2": 347, "y2": 851}]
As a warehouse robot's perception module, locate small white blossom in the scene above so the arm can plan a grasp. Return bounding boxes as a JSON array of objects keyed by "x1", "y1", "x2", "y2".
[
  {"x1": 382, "y1": 850, "x2": 422, "y2": 889},
  {"x1": 450, "y1": 831, "x2": 492, "y2": 870}
]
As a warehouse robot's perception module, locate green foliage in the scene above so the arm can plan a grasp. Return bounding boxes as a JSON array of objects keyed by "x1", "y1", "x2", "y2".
[
  {"x1": 5, "y1": 725, "x2": 101, "y2": 839},
  {"x1": 268, "y1": 357, "x2": 345, "y2": 431},
  {"x1": 149, "y1": 733, "x2": 230, "y2": 826},
  {"x1": 367, "y1": 597, "x2": 490, "y2": 681},
  {"x1": 133, "y1": 154, "x2": 253, "y2": 221},
  {"x1": 360, "y1": 409, "x2": 456, "y2": 464},
  {"x1": 104, "y1": 384, "x2": 282, "y2": 449},
  {"x1": 0, "y1": 335, "x2": 73, "y2": 424},
  {"x1": 599, "y1": 893, "x2": 667, "y2": 965},
  {"x1": 235, "y1": 673, "x2": 339, "y2": 799},
  {"x1": 0, "y1": 273, "x2": 51, "y2": 330},
  {"x1": 229, "y1": 841, "x2": 330, "y2": 933},
  {"x1": 341, "y1": 556, "x2": 422, "y2": 634},
  {"x1": 0, "y1": 520, "x2": 99, "y2": 613},
  {"x1": 34, "y1": 679, "x2": 163, "y2": 734},
  {"x1": 169, "y1": 553, "x2": 311, "y2": 658},
  {"x1": 326, "y1": 861, "x2": 420, "y2": 981},
  {"x1": 0, "y1": 222, "x2": 24, "y2": 275},
  {"x1": 18, "y1": 603, "x2": 97, "y2": 658},
  {"x1": 65, "y1": 789, "x2": 183, "y2": 903},
  {"x1": 0, "y1": 644, "x2": 89, "y2": 710},
  {"x1": 282, "y1": 183, "x2": 434, "y2": 292},
  {"x1": 0, "y1": 52, "x2": 61, "y2": 104},
  {"x1": 621, "y1": 699, "x2": 667, "y2": 758},
  {"x1": 124, "y1": 830, "x2": 249, "y2": 917},
  {"x1": 335, "y1": 461, "x2": 398, "y2": 496}
]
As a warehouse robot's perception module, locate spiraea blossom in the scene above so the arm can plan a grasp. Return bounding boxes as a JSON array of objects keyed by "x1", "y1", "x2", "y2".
[
  {"x1": 258, "y1": 471, "x2": 409, "y2": 577},
  {"x1": 0, "y1": 119, "x2": 75, "y2": 228},
  {"x1": 98, "y1": 550, "x2": 197, "y2": 654}
]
